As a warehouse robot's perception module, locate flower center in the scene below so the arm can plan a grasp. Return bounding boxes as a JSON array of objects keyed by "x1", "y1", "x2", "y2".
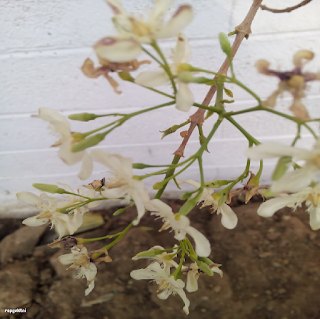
[
  {"x1": 310, "y1": 154, "x2": 320, "y2": 169},
  {"x1": 307, "y1": 193, "x2": 320, "y2": 207},
  {"x1": 129, "y1": 18, "x2": 151, "y2": 37}
]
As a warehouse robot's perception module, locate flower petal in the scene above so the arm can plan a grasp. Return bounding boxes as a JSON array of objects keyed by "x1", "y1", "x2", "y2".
[
  {"x1": 145, "y1": 199, "x2": 174, "y2": 219},
  {"x1": 177, "y1": 179, "x2": 201, "y2": 189},
  {"x1": 270, "y1": 165, "x2": 317, "y2": 193},
  {"x1": 38, "y1": 108, "x2": 71, "y2": 138},
  {"x1": 105, "y1": 0, "x2": 127, "y2": 15},
  {"x1": 176, "y1": 82, "x2": 194, "y2": 112},
  {"x1": 257, "y1": 195, "x2": 300, "y2": 217},
  {"x1": 58, "y1": 252, "x2": 77, "y2": 265},
  {"x1": 147, "y1": 0, "x2": 174, "y2": 26},
  {"x1": 85, "y1": 280, "x2": 95, "y2": 296},
  {"x1": 157, "y1": 288, "x2": 171, "y2": 300},
  {"x1": 186, "y1": 226, "x2": 211, "y2": 257},
  {"x1": 245, "y1": 143, "x2": 314, "y2": 161},
  {"x1": 59, "y1": 139, "x2": 84, "y2": 165},
  {"x1": 22, "y1": 215, "x2": 49, "y2": 227},
  {"x1": 135, "y1": 71, "x2": 169, "y2": 87},
  {"x1": 78, "y1": 152, "x2": 93, "y2": 180},
  {"x1": 309, "y1": 206, "x2": 320, "y2": 230},
  {"x1": 186, "y1": 271, "x2": 198, "y2": 293},
  {"x1": 156, "y1": 5, "x2": 193, "y2": 39},
  {"x1": 175, "y1": 287, "x2": 190, "y2": 315},
  {"x1": 173, "y1": 33, "x2": 190, "y2": 65},
  {"x1": 220, "y1": 204, "x2": 238, "y2": 229},
  {"x1": 94, "y1": 37, "x2": 142, "y2": 63},
  {"x1": 84, "y1": 263, "x2": 98, "y2": 283},
  {"x1": 17, "y1": 192, "x2": 44, "y2": 207}
]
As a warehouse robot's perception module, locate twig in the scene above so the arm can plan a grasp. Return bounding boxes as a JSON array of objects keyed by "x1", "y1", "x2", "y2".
[
  {"x1": 260, "y1": 0, "x2": 313, "y2": 13},
  {"x1": 174, "y1": 0, "x2": 263, "y2": 157}
]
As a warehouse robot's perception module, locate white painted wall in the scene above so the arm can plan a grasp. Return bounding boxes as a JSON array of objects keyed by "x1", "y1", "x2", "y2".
[{"x1": 1, "y1": 0, "x2": 320, "y2": 217}]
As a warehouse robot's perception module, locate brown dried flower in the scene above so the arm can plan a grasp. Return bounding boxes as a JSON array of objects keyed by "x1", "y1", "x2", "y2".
[
  {"x1": 255, "y1": 50, "x2": 320, "y2": 120},
  {"x1": 81, "y1": 57, "x2": 151, "y2": 94}
]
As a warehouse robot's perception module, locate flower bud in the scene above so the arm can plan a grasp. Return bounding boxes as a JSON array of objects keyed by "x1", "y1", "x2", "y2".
[
  {"x1": 71, "y1": 133, "x2": 105, "y2": 152},
  {"x1": 196, "y1": 260, "x2": 213, "y2": 276},
  {"x1": 205, "y1": 179, "x2": 231, "y2": 188},
  {"x1": 118, "y1": 72, "x2": 134, "y2": 82},
  {"x1": 132, "y1": 163, "x2": 153, "y2": 169},
  {"x1": 134, "y1": 249, "x2": 164, "y2": 258},
  {"x1": 199, "y1": 257, "x2": 215, "y2": 265},
  {"x1": 48, "y1": 236, "x2": 78, "y2": 249},
  {"x1": 32, "y1": 183, "x2": 66, "y2": 194},
  {"x1": 272, "y1": 156, "x2": 292, "y2": 181},
  {"x1": 176, "y1": 71, "x2": 194, "y2": 83},
  {"x1": 160, "y1": 124, "x2": 181, "y2": 139},
  {"x1": 219, "y1": 32, "x2": 231, "y2": 56},
  {"x1": 69, "y1": 113, "x2": 98, "y2": 122}
]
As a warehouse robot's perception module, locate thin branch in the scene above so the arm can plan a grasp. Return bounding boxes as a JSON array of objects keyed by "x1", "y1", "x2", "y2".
[
  {"x1": 174, "y1": 0, "x2": 263, "y2": 157},
  {"x1": 260, "y1": 0, "x2": 313, "y2": 13}
]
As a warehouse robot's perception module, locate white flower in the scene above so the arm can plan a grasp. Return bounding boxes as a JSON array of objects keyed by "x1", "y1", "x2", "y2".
[
  {"x1": 135, "y1": 34, "x2": 194, "y2": 112},
  {"x1": 132, "y1": 245, "x2": 179, "y2": 273},
  {"x1": 245, "y1": 140, "x2": 320, "y2": 193},
  {"x1": 257, "y1": 183, "x2": 320, "y2": 230},
  {"x1": 130, "y1": 261, "x2": 190, "y2": 315},
  {"x1": 58, "y1": 245, "x2": 97, "y2": 295},
  {"x1": 37, "y1": 108, "x2": 93, "y2": 180},
  {"x1": 17, "y1": 192, "x2": 74, "y2": 239},
  {"x1": 177, "y1": 179, "x2": 238, "y2": 229},
  {"x1": 94, "y1": 0, "x2": 193, "y2": 62},
  {"x1": 57, "y1": 183, "x2": 101, "y2": 234},
  {"x1": 145, "y1": 199, "x2": 211, "y2": 257},
  {"x1": 90, "y1": 149, "x2": 150, "y2": 225},
  {"x1": 186, "y1": 262, "x2": 223, "y2": 293}
]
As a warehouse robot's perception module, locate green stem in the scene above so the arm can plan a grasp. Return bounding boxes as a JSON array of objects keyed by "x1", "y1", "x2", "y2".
[
  {"x1": 142, "y1": 47, "x2": 164, "y2": 66},
  {"x1": 225, "y1": 115, "x2": 260, "y2": 145},
  {"x1": 151, "y1": 41, "x2": 177, "y2": 94},
  {"x1": 102, "y1": 222, "x2": 134, "y2": 251},
  {"x1": 154, "y1": 155, "x2": 180, "y2": 199}
]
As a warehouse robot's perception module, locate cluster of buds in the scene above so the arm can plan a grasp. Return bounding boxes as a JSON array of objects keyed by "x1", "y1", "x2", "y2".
[{"x1": 256, "y1": 50, "x2": 320, "y2": 120}]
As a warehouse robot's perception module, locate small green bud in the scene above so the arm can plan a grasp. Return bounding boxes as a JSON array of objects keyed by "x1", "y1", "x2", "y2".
[
  {"x1": 223, "y1": 87, "x2": 233, "y2": 98},
  {"x1": 179, "y1": 190, "x2": 203, "y2": 216},
  {"x1": 205, "y1": 179, "x2": 232, "y2": 188},
  {"x1": 199, "y1": 134, "x2": 209, "y2": 153},
  {"x1": 196, "y1": 260, "x2": 213, "y2": 276},
  {"x1": 178, "y1": 63, "x2": 193, "y2": 71},
  {"x1": 119, "y1": 72, "x2": 134, "y2": 82},
  {"x1": 263, "y1": 189, "x2": 274, "y2": 197},
  {"x1": 272, "y1": 156, "x2": 292, "y2": 181},
  {"x1": 113, "y1": 207, "x2": 127, "y2": 216},
  {"x1": 179, "y1": 191, "x2": 195, "y2": 200},
  {"x1": 219, "y1": 32, "x2": 231, "y2": 55},
  {"x1": 176, "y1": 71, "x2": 195, "y2": 83},
  {"x1": 33, "y1": 183, "x2": 65, "y2": 194},
  {"x1": 132, "y1": 163, "x2": 153, "y2": 169},
  {"x1": 68, "y1": 113, "x2": 97, "y2": 122},
  {"x1": 153, "y1": 180, "x2": 167, "y2": 190},
  {"x1": 217, "y1": 192, "x2": 228, "y2": 206},
  {"x1": 199, "y1": 257, "x2": 215, "y2": 265},
  {"x1": 204, "y1": 79, "x2": 219, "y2": 86},
  {"x1": 135, "y1": 249, "x2": 164, "y2": 258},
  {"x1": 160, "y1": 124, "x2": 180, "y2": 139},
  {"x1": 71, "y1": 133, "x2": 105, "y2": 152}
]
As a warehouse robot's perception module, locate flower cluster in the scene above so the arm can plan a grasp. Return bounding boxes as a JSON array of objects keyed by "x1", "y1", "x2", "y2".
[
  {"x1": 246, "y1": 139, "x2": 320, "y2": 229},
  {"x1": 131, "y1": 245, "x2": 222, "y2": 314}
]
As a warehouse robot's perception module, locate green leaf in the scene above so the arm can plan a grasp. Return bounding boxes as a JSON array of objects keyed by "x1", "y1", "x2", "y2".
[{"x1": 223, "y1": 87, "x2": 233, "y2": 98}]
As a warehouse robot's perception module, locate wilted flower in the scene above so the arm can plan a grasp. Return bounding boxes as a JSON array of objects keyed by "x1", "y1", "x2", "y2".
[
  {"x1": 58, "y1": 245, "x2": 112, "y2": 295},
  {"x1": 81, "y1": 57, "x2": 150, "y2": 94},
  {"x1": 131, "y1": 261, "x2": 190, "y2": 315},
  {"x1": 90, "y1": 149, "x2": 150, "y2": 225},
  {"x1": 177, "y1": 179, "x2": 238, "y2": 229},
  {"x1": 185, "y1": 262, "x2": 222, "y2": 293},
  {"x1": 17, "y1": 192, "x2": 74, "y2": 239},
  {"x1": 145, "y1": 199, "x2": 211, "y2": 257},
  {"x1": 245, "y1": 140, "x2": 320, "y2": 193},
  {"x1": 93, "y1": 0, "x2": 193, "y2": 62},
  {"x1": 36, "y1": 108, "x2": 93, "y2": 180},
  {"x1": 257, "y1": 183, "x2": 320, "y2": 230},
  {"x1": 135, "y1": 33, "x2": 194, "y2": 112},
  {"x1": 255, "y1": 50, "x2": 320, "y2": 120}
]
